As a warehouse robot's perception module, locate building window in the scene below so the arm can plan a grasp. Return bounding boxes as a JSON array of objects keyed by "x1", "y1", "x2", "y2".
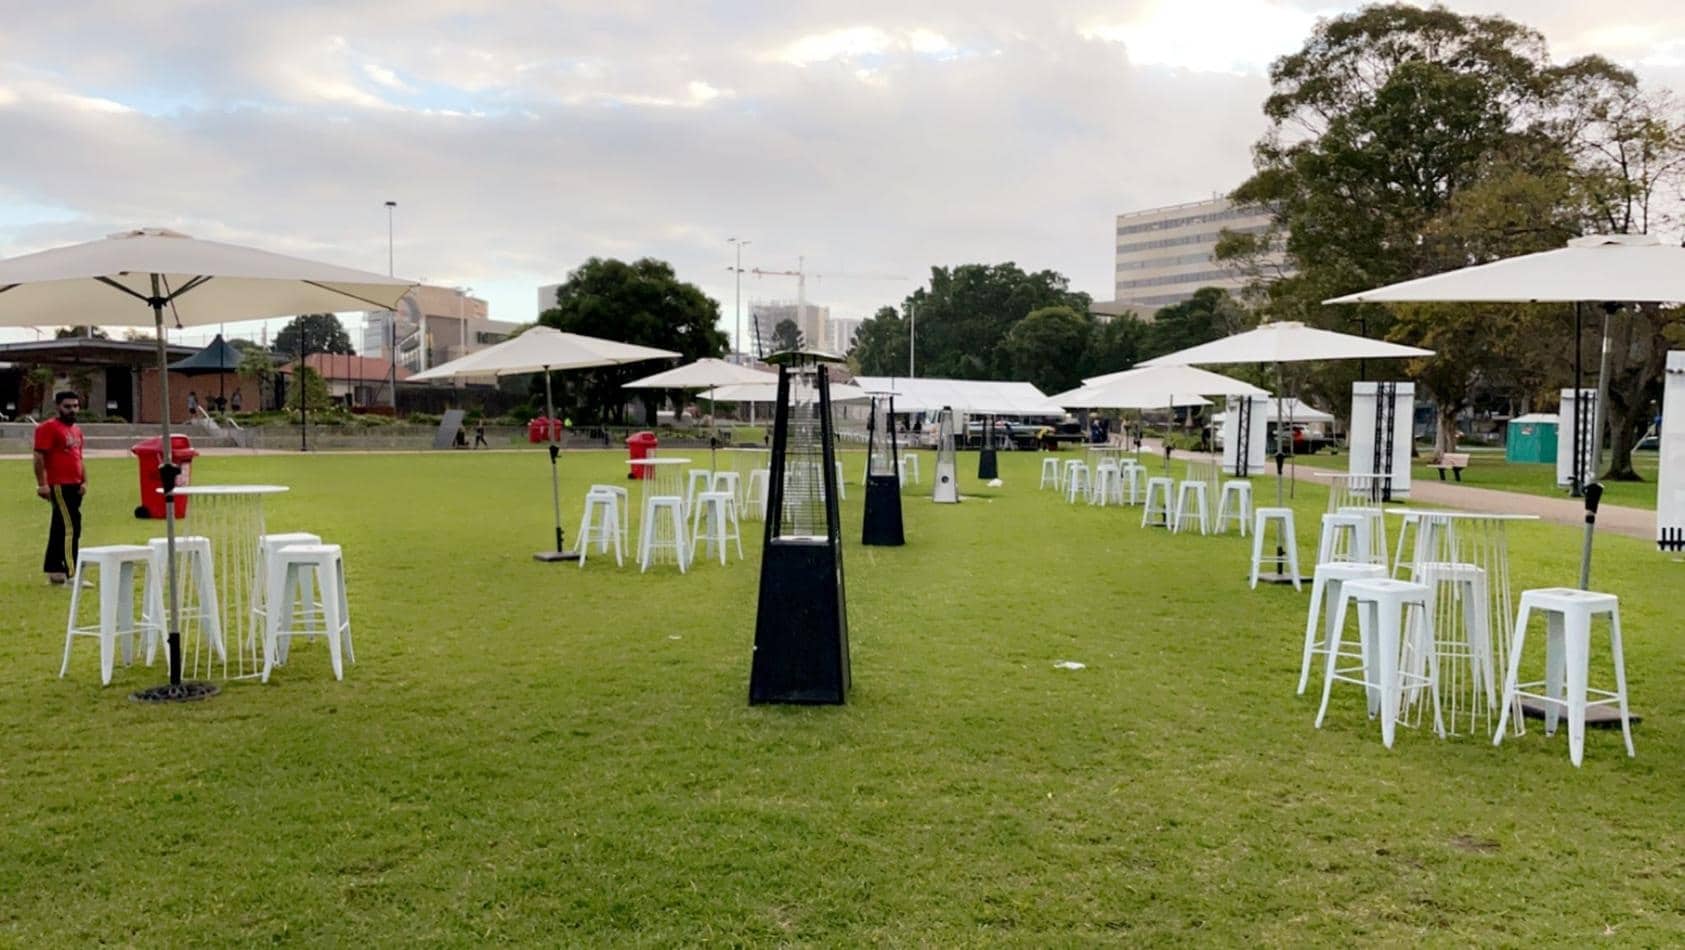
[{"x1": 1115, "y1": 268, "x2": 1239, "y2": 291}]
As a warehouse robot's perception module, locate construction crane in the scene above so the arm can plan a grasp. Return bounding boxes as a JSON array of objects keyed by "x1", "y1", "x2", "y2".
[{"x1": 748, "y1": 256, "x2": 909, "y2": 357}]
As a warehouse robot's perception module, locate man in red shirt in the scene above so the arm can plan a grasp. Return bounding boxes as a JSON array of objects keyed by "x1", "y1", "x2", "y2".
[{"x1": 34, "y1": 391, "x2": 87, "y2": 585}]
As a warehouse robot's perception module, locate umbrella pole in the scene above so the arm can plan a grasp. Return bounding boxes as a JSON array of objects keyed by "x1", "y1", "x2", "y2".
[
  {"x1": 535, "y1": 367, "x2": 574, "y2": 561},
  {"x1": 151, "y1": 298, "x2": 184, "y2": 686}
]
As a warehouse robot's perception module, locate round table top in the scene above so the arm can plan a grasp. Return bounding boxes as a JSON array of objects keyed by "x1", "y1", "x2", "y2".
[
  {"x1": 627, "y1": 457, "x2": 692, "y2": 467},
  {"x1": 161, "y1": 484, "x2": 290, "y2": 496},
  {"x1": 1385, "y1": 508, "x2": 1540, "y2": 521}
]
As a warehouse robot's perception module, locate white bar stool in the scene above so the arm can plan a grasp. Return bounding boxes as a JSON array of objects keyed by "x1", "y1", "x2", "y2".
[
  {"x1": 1493, "y1": 588, "x2": 1633, "y2": 767},
  {"x1": 1316, "y1": 512, "x2": 1366, "y2": 565},
  {"x1": 262, "y1": 543, "x2": 353, "y2": 682},
  {"x1": 1316, "y1": 578, "x2": 1443, "y2": 748},
  {"x1": 834, "y1": 460, "x2": 847, "y2": 499},
  {"x1": 588, "y1": 484, "x2": 631, "y2": 551},
  {"x1": 144, "y1": 535, "x2": 225, "y2": 665},
  {"x1": 1065, "y1": 463, "x2": 1091, "y2": 504},
  {"x1": 743, "y1": 469, "x2": 770, "y2": 520},
  {"x1": 712, "y1": 470, "x2": 742, "y2": 508},
  {"x1": 1249, "y1": 508, "x2": 1302, "y2": 590},
  {"x1": 639, "y1": 495, "x2": 690, "y2": 573},
  {"x1": 684, "y1": 469, "x2": 713, "y2": 518},
  {"x1": 1172, "y1": 481, "x2": 1209, "y2": 534},
  {"x1": 1062, "y1": 459, "x2": 1083, "y2": 494},
  {"x1": 1141, "y1": 477, "x2": 1175, "y2": 528},
  {"x1": 1090, "y1": 462, "x2": 1122, "y2": 506},
  {"x1": 250, "y1": 532, "x2": 323, "y2": 649},
  {"x1": 61, "y1": 545, "x2": 159, "y2": 685},
  {"x1": 1215, "y1": 480, "x2": 1251, "y2": 535},
  {"x1": 577, "y1": 489, "x2": 625, "y2": 568},
  {"x1": 1040, "y1": 456, "x2": 1061, "y2": 490},
  {"x1": 1337, "y1": 506, "x2": 1389, "y2": 567},
  {"x1": 1119, "y1": 461, "x2": 1144, "y2": 505},
  {"x1": 690, "y1": 490, "x2": 744, "y2": 565},
  {"x1": 1298, "y1": 562, "x2": 1387, "y2": 695},
  {"x1": 900, "y1": 453, "x2": 921, "y2": 484}
]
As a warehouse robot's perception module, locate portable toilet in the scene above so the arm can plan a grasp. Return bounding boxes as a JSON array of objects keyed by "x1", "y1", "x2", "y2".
[{"x1": 1506, "y1": 413, "x2": 1558, "y2": 463}]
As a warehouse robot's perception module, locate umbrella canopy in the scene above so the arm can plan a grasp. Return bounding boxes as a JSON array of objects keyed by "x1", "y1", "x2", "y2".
[
  {"x1": 168, "y1": 333, "x2": 244, "y2": 373},
  {"x1": 0, "y1": 227, "x2": 415, "y2": 697},
  {"x1": 1078, "y1": 363, "x2": 1272, "y2": 398},
  {"x1": 1140, "y1": 321, "x2": 1432, "y2": 366},
  {"x1": 621, "y1": 357, "x2": 774, "y2": 390},
  {"x1": 408, "y1": 326, "x2": 679, "y2": 380},
  {"x1": 1324, "y1": 234, "x2": 1685, "y2": 305},
  {"x1": 0, "y1": 228, "x2": 414, "y2": 326}
]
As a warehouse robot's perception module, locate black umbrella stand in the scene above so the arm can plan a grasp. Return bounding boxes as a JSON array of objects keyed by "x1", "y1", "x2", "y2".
[{"x1": 132, "y1": 278, "x2": 220, "y2": 702}]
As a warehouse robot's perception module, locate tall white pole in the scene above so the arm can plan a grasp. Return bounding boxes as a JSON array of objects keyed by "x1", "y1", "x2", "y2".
[
  {"x1": 908, "y1": 300, "x2": 916, "y2": 378},
  {"x1": 385, "y1": 201, "x2": 397, "y2": 412}
]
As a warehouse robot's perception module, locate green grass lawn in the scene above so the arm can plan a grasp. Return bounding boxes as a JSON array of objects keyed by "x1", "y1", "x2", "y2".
[
  {"x1": 1293, "y1": 447, "x2": 1663, "y2": 510},
  {"x1": 3, "y1": 448, "x2": 1683, "y2": 943}
]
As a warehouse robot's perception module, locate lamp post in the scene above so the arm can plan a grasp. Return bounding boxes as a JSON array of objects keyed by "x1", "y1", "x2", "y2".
[
  {"x1": 386, "y1": 201, "x2": 398, "y2": 413},
  {"x1": 729, "y1": 237, "x2": 749, "y2": 361}
]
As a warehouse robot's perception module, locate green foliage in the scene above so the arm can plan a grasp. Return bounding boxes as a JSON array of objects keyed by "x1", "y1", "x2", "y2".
[
  {"x1": 538, "y1": 257, "x2": 727, "y2": 424},
  {"x1": 54, "y1": 325, "x2": 109, "y2": 339},
  {"x1": 236, "y1": 346, "x2": 276, "y2": 409},
  {"x1": 1142, "y1": 288, "x2": 1253, "y2": 363},
  {"x1": 1000, "y1": 306, "x2": 1092, "y2": 395},
  {"x1": 1078, "y1": 311, "x2": 1145, "y2": 381},
  {"x1": 284, "y1": 366, "x2": 331, "y2": 412},
  {"x1": 770, "y1": 318, "x2": 803, "y2": 353},
  {"x1": 849, "y1": 306, "x2": 908, "y2": 376},
  {"x1": 275, "y1": 313, "x2": 354, "y2": 356},
  {"x1": 895, "y1": 263, "x2": 1091, "y2": 379}
]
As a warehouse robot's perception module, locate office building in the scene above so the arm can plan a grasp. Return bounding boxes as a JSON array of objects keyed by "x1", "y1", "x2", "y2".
[
  {"x1": 363, "y1": 285, "x2": 519, "y2": 373},
  {"x1": 1112, "y1": 196, "x2": 1285, "y2": 309},
  {"x1": 750, "y1": 300, "x2": 829, "y2": 356},
  {"x1": 829, "y1": 318, "x2": 863, "y2": 354}
]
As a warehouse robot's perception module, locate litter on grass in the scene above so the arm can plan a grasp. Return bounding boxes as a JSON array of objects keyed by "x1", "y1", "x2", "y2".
[{"x1": 1053, "y1": 660, "x2": 1086, "y2": 670}]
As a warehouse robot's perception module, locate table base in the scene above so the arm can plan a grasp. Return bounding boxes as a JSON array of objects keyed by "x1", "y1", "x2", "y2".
[
  {"x1": 1519, "y1": 699, "x2": 1641, "y2": 726},
  {"x1": 129, "y1": 680, "x2": 221, "y2": 703},
  {"x1": 533, "y1": 550, "x2": 582, "y2": 562}
]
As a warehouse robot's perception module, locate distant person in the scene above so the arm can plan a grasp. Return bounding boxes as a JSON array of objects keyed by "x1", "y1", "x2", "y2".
[
  {"x1": 186, "y1": 391, "x2": 199, "y2": 420},
  {"x1": 34, "y1": 391, "x2": 86, "y2": 585},
  {"x1": 231, "y1": 389, "x2": 243, "y2": 413},
  {"x1": 214, "y1": 395, "x2": 227, "y2": 414},
  {"x1": 473, "y1": 420, "x2": 488, "y2": 448}
]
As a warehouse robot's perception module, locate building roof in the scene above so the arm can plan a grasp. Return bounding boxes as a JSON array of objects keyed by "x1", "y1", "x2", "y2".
[
  {"x1": 851, "y1": 376, "x2": 1065, "y2": 415},
  {"x1": 0, "y1": 337, "x2": 195, "y2": 365},
  {"x1": 279, "y1": 353, "x2": 412, "y2": 383},
  {"x1": 168, "y1": 334, "x2": 245, "y2": 373}
]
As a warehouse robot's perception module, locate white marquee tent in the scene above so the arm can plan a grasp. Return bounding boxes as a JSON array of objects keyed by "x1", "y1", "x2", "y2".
[{"x1": 851, "y1": 377, "x2": 1065, "y2": 415}]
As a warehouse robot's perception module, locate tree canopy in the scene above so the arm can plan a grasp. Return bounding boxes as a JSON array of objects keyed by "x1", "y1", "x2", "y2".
[
  {"x1": 538, "y1": 257, "x2": 727, "y2": 423},
  {"x1": 770, "y1": 319, "x2": 803, "y2": 353},
  {"x1": 275, "y1": 313, "x2": 354, "y2": 356}
]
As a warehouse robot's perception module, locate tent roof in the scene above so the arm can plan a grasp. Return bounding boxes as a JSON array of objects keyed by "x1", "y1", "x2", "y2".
[
  {"x1": 850, "y1": 376, "x2": 1064, "y2": 415},
  {"x1": 1326, "y1": 234, "x2": 1685, "y2": 305},
  {"x1": 1050, "y1": 383, "x2": 1211, "y2": 409},
  {"x1": 168, "y1": 333, "x2": 244, "y2": 372},
  {"x1": 1079, "y1": 363, "x2": 1271, "y2": 396},
  {"x1": 622, "y1": 357, "x2": 776, "y2": 389},
  {"x1": 700, "y1": 380, "x2": 869, "y2": 403},
  {"x1": 1212, "y1": 397, "x2": 1334, "y2": 424}
]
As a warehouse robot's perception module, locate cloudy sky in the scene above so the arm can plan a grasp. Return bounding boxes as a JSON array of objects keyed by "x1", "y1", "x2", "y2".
[{"x1": 2, "y1": 0, "x2": 1683, "y2": 350}]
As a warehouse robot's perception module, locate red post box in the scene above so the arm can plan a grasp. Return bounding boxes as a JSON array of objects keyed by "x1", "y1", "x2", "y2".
[{"x1": 131, "y1": 435, "x2": 198, "y2": 519}]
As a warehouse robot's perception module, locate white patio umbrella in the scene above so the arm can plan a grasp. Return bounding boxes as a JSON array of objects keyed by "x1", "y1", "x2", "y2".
[
  {"x1": 1143, "y1": 321, "x2": 1432, "y2": 583},
  {"x1": 622, "y1": 357, "x2": 777, "y2": 469},
  {"x1": 0, "y1": 228, "x2": 416, "y2": 698},
  {"x1": 1325, "y1": 233, "x2": 1685, "y2": 586},
  {"x1": 410, "y1": 327, "x2": 679, "y2": 561},
  {"x1": 1059, "y1": 364, "x2": 1268, "y2": 467}
]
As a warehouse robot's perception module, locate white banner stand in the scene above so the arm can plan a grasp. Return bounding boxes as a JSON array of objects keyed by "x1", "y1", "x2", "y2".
[
  {"x1": 1557, "y1": 388, "x2": 1598, "y2": 489},
  {"x1": 1659, "y1": 354, "x2": 1685, "y2": 553},
  {"x1": 1349, "y1": 382, "x2": 1414, "y2": 500},
  {"x1": 1221, "y1": 396, "x2": 1269, "y2": 477}
]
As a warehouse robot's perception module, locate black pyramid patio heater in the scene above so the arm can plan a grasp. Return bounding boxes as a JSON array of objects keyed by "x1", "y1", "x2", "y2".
[
  {"x1": 749, "y1": 351, "x2": 851, "y2": 705},
  {"x1": 977, "y1": 413, "x2": 999, "y2": 480},
  {"x1": 862, "y1": 394, "x2": 905, "y2": 546}
]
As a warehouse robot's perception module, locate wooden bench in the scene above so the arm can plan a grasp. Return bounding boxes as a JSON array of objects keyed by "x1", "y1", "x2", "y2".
[{"x1": 1432, "y1": 452, "x2": 1471, "y2": 482}]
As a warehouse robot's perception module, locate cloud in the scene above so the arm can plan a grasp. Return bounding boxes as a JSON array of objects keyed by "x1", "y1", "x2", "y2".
[{"x1": 0, "y1": 0, "x2": 1681, "y2": 350}]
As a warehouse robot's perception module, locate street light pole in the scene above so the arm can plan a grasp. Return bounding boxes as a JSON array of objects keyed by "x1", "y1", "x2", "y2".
[
  {"x1": 385, "y1": 201, "x2": 398, "y2": 414},
  {"x1": 729, "y1": 237, "x2": 749, "y2": 361},
  {"x1": 908, "y1": 300, "x2": 917, "y2": 378}
]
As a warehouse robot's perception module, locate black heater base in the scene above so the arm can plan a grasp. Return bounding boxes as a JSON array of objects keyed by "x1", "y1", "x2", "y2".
[
  {"x1": 750, "y1": 539, "x2": 850, "y2": 704},
  {"x1": 862, "y1": 475, "x2": 905, "y2": 546},
  {"x1": 978, "y1": 448, "x2": 998, "y2": 480}
]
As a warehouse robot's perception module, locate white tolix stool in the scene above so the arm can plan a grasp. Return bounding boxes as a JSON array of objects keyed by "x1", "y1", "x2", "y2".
[
  {"x1": 578, "y1": 488, "x2": 625, "y2": 568},
  {"x1": 1216, "y1": 480, "x2": 1252, "y2": 536},
  {"x1": 143, "y1": 535, "x2": 225, "y2": 666},
  {"x1": 1249, "y1": 508, "x2": 1302, "y2": 590},
  {"x1": 1337, "y1": 506, "x2": 1389, "y2": 567},
  {"x1": 1119, "y1": 461, "x2": 1144, "y2": 505},
  {"x1": 900, "y1": 453, "x2": 921, "y2": 485},
  {"x1": 1040, "y1": 456, "x2": 1061, "y2": 490},
  {"x1": 1066, "y1": 463, "x2": 1091, "y2": 504},
  {"x1": 262, "y1": 542, "x2": 353, "y2": 682},
  {"x1": 1090, "y1": 462, "x2": 1123, "y2": 507},
  {"x1": 690, "y1": 490, "x2": 744, "y2": 565},
  {"x1": 744, "y1": 469, "x2": 770, "y2": 521},
  {"x1": 684, "y1": 469, "x2": 713, "y2": 518},
  {"x1": 61, "y1": 545, "x2": 160, "y2": 685},
  {"x1": 588, "y1": 484, "x2": 631, "y2": 551},
  {"x1": 250, "y1": 532, "x2": 323, "y2": 650},
  {"x1": 639, "y1": 495, "x2": 690, "y2": 573},
  {"x1": 1493, "y1": 588, "x2": 1634, "y2": 767},
  {"x1": 1316, "y1": 512, "x2": 1367, "y2": 565},
  {"x1": 1298, "y1": 562, "x2": 1388, "y2": 695},
  {"x1": 1141, "y1": 477, "x2": 1175, "y2": 528},
  {"x1": 835, "y1": 460, "x2": 847, "y2": 500},
  {"x1": 1316, "y1": 578, "x2": 1444, "y2": 748},
  {"x1": 1172, "y1": 481, "x2": 1209, "y2": 535}
]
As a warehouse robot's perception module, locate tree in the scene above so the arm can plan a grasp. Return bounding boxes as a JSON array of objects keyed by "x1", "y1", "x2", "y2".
[
  {"x1": 538, "y1": 257, "x2": 727, "y2": 424},
  {"x1": 770, "y1": 318, "x2": 803, "y2": 353},
  {"x1": 55, "y1": 326, "x2": 109, "y2": 339},
  {"x1": 1221, "y1": 3, "x2": 1662, "y2": 456},
  {"x1": 1142, "y1": 288, "x2": 1252, "y2": 363},
  {"x1": 274, "y1": 313, "x2": 354, "y2": 357},
  {"x1": 849, "y1": 306, "x2": 908, "y2": 376},
  {"x1": 1000, "y1": 306, "x2": 1093, "y2": 395},
  {"x1": 237, "y1": 347, "x2": 276, "y2": 410},
  {"x1": 285, "y1": 366, "x2": 331, "y2": 413},
  {"x1": 1078, "y1": 312, "x2": 1147, "y2": 381},
  {"x1": 892, "y1": 263, "x2": 1090, "y2": 380}
]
